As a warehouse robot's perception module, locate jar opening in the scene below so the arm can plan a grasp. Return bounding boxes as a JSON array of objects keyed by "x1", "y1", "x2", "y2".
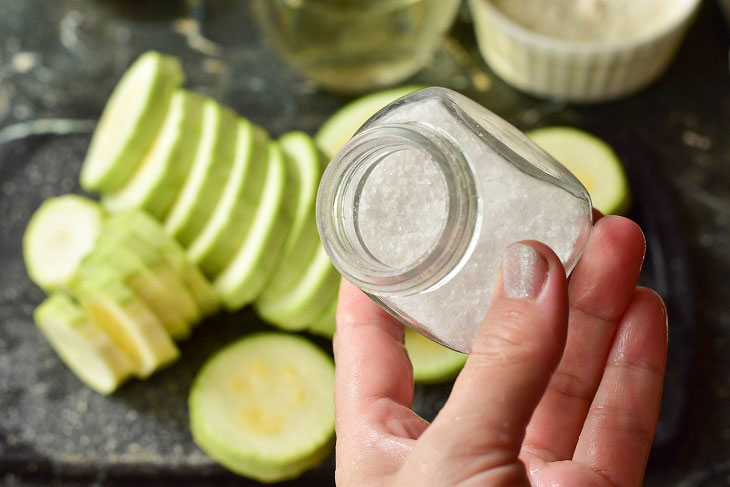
[
  {"x1": 355, "y1": 144, "x2": 449, "y2": 270},
  {"x1": 317, "y1": 123, "x2": 481, "y2": 296}
]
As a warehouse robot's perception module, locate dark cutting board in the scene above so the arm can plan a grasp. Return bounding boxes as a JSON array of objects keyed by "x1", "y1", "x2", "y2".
[{"x1": 0, "y1": 125, "x2": 693, "y2": 485}]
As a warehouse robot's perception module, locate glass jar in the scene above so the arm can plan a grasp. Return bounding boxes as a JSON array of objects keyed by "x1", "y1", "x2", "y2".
[
  {"x1": 316, "y1": 87, "x2": 593, "y2": 352},
  {"x1": 249, "y1": 0, "x2": 461, "y2": 94}
]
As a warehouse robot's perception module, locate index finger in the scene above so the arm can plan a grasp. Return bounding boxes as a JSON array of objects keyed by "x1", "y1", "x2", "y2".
[
  {"x1": 334, "y1": 279, "x2": 415, "y2": 414},
  {"x1": 334, "y1": 280, "x2": 429, "y2": 479}
]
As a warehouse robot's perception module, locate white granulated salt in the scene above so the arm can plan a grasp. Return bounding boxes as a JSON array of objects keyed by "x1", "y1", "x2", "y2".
[
  {"x1": 393, "y1": 163, "x2": 584, "y2": 351},
  {"x1": 364, "y1": 95, "x2": 591, "y2": 352},
  {"x1": 492, "y1": 0, "x2": 693, "y2": 43},
  {"x1": 358, "y1": 150, "x2": 448, "y2": 268}
]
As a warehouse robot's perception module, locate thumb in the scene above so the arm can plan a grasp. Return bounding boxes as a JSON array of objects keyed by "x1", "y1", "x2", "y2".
[{"x1": 404, "y1": 241, "x2": 569, "y2": 485}]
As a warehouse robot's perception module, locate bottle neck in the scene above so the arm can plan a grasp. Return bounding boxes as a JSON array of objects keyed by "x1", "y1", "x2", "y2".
[{"x1": 317, "y1": 122, "x2": 481, "y2": 296}]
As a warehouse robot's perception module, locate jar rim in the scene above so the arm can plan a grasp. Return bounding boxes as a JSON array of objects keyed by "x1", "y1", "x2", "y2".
[{"x1": 316, "y1": 122, "x2": 481, "y2": 296}]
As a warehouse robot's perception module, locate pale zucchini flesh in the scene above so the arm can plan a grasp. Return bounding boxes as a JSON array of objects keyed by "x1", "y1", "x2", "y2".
[
  {"x1": 527, "y1": 126, "x2": 631, "y2": 215},
  {"x1": 215, "y1": 142, "x2": 292, "y2": 310},
  {"x1": 315, "y1": 85, "x2": 425, "y2": 158},
  {"x1": 127, "y1": 268, "x2": 194, "y2": 340},
  {"x1": 23, "y1": 195, "x2": 104, "y2": 292},
  {"x1": 165, "y1": 100, "x2": 239, "y2": 246},
  {"x1": 93, "y1": 225, "x2": 202, "y2": 325},
  {"x1": 105, "y1": 210, "x2": 219, "y2": 316},
  {"x1": 81, "y1": 51, "x2": 184, "y2": 192},
  {"x1": 189, "y1": 333, "x2": 335, "y2": 483},
  {"x1": 173, "y1": 260, "x2": 220, "y2": 318},
  {"x1": 187, "y1": 120, "x2": 270, "y2": 276},
  {"x1": 34, "y1": 294, "x2": 135, "y2": 394},
  {"x1": 103, "y1": 90, "x2": 206, "y2": 219},
  {"x1": 80, "y1": 245, "x2": 193, "y2": 340},
  {"x1": 78, "y1": 273, "x2": 179, "y2": 378}
]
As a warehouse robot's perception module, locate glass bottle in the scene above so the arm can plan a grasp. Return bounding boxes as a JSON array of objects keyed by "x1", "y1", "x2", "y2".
[
  {"x1": 249, "y1": 0, "x2": 461, "y2": 94},
  {"x1": 316, "y1": 87, "x2": 593, "y2": 352}
]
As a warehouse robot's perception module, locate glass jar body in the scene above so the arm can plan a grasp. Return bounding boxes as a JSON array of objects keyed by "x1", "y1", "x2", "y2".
[
  {"x1": 317, "y1": 88, "x2": 592, "y2": 352},
  {"x1": 250, "y1": 0, "x2": 461, "y2": 94}
]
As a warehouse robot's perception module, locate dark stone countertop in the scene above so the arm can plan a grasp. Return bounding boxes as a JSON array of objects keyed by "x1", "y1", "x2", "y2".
[{"x1": 0, "y1": 0, "x2": 729, "y2": 485}]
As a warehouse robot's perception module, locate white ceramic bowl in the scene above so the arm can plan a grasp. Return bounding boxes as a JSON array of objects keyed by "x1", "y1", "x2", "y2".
[{"x1": 468, "y1": 0, "x2": 702, "y2": 102}]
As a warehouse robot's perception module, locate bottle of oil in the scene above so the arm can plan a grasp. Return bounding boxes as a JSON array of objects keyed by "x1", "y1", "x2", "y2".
[{"x1": 250, "y1": 0, "x2": 461, "y2": 94}]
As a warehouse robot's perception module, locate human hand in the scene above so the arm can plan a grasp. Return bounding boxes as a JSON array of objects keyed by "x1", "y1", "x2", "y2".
[{"x1": 333, "y1": 215, "x2": 667, "y2": 487}]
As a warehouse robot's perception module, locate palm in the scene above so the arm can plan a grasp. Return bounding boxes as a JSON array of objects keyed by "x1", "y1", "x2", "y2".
[{"x1": 334, "y1": 216, "x2": 667, "y2": 487}]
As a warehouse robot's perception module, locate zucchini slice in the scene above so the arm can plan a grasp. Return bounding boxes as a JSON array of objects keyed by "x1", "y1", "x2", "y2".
[
  {"x1": 215, "y1": 142, "x2": 291, "y2": 310},
  {"x1": 315, "y1": 85, "x2": 425, "y2": 158},
  {"x1": 527, "y1": 126, "x2": 631, "y2": 215},
  {"x1": 189, "y1": 333, "x2": 334, "y2": 483},
  {"x1": 23, "y1": 195, "x2": 104, "y2": 292},
  {"x1": 81, "y1": 244, "x2": 194, "y2": 340},
  {"x1": 256, "y1": 244, "x2": 340, "y2": 331},
  {"x1": 405, "y1": 328, "x2": 467, "y2": 384},
  {"x1": 106, "y1": 210, "x2": 219, "y2": 317},
  {"x1": 103, "y1": 90, "x2": 206, "y2": 219},
  {"x1": 77, "y1": 271, "x2": 179, "y2": 378},
  {"x1": 34, "y1": 294, "x2": 135, "y2": 394},
  {"x1": 81, "y1": 51, "x2": 184, "y2": 192},
  {"x1": 164, "y1": 100, "x2": 239, "y2": 246},
  {"x1": 187, "y1": 120, "x2": 270, "y2": 276},
  {"x1": 255, "y1": 132, "x2": 324, "y2": 321}
]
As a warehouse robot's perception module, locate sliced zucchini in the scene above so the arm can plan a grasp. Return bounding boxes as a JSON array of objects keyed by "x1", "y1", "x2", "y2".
[
  {"x1": 527, "y1": 126, "x2": 631, "y2": 215},
  {"x1": 164, "y1": 100, "x2": 239, "y2": 246},
  {"x1": 274, "y1": 132, "x2": 323, "y2": 262},
  {"x1": 170, "y1": 257, "x2": 220, "y2": 318},
  {"x1": 187, "y1": 120, "x2": 270, "y2": 276},
  {"x1": 23, "y1": 195, "x2": 104, "y2": 292},
  {"x1": 315, "y1": 85, "x2": 425, "y2": 158},
  {"x1": 34, "y1": 294, "x2": 135, "y2": 394},
  {"x1": 98, "y1": 219, "x2": 202, "y2": 324},
  {"x1": 105, "y1": 210, "x2": 219, "y2": 317},
  {"x1": 255, "y1": 132, "x2": 323, "y2": 316},
  {"x1": 189, "y1": 333, "x2": 335, "y2": 483},
  {"x1": 81, "y1": 244, "x2": 193, "y2": 340},
  {"x1": 77, "y1": 271, "x2": 179, "y2": 378},
  {"x1": 215, "y1": 142, "x2": 291, "y2": 310},
  {"x1": 81, "y1": 51, "x2": 184, "y2": 192},
  {"x1": 203, "y1": 435, "x2": 334, "y2": 485},
  {"x1": 307, "y1": 297, "x2": 337, "y2": 339},
  {"x1": 103, "y1": 90, "x2": 206, "y2": 219},
  {"x1": 405, "y1": 328, "x2": 467, "y2": 384},
  {"x1": 255, "y1": 244, "x2": 340, "y2": 331}
]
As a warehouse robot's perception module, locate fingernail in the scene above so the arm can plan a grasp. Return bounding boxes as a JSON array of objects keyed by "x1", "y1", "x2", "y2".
[{"x1": 502, "y1": 243, "x2": 547, "y2": 300}]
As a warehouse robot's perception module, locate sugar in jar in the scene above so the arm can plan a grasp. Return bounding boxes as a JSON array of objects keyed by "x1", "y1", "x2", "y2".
[{"x1": 316, "y1": 87, "x2": 592, "y2": 352}]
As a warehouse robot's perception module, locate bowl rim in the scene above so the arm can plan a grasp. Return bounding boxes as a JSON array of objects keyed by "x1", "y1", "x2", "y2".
[{"x1": 473, "y1": 0, "x2": 703, "y2": 53}]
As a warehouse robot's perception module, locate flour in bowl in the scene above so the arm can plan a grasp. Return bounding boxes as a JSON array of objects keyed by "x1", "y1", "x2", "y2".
[{"x1": 490, "y1": 0, "x2": 696, "y2": 43}]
